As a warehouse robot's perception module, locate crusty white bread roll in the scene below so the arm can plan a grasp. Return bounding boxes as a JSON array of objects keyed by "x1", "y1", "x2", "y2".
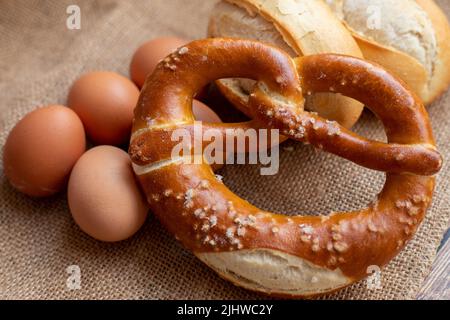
[
  {"x1": 325, "y1": 0, "x2": 450, "y2": 105},
  {"x1": 208, "y1": 0, "x2": 365, "y2": 128}
]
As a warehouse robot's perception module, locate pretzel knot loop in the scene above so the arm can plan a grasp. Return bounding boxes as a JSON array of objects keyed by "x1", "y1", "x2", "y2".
[{"x1": 129, "y1": 38, "x2": 442, "y2": 297}]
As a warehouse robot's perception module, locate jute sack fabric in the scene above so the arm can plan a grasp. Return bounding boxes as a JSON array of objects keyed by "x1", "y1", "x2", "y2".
[{"x1": 0, "y1": 0, "x2": 449, "y2": 300}]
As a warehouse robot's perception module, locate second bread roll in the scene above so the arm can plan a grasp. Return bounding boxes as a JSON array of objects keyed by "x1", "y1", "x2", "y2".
[{"x1": 325, "y1": 0, "x2": 450, "y2": 105}]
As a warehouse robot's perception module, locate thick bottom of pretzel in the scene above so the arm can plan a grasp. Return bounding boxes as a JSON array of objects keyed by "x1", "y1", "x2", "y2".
[{"x1": 196, "y1": 248, "x2": 352, "y2": 297}]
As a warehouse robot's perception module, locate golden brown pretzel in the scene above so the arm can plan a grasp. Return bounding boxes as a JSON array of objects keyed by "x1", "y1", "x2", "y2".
[{"x1": 129, "y1": 38, "x2": 442, "y2": 297}]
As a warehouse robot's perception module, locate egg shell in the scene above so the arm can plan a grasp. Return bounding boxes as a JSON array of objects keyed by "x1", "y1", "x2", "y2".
[
  {"x1": 68, "y1": 71, "x2": 139, "y2": 146},
  {"x1": 130, "y1": 37, "x2": 188, "y2": 88},
  {"x1": 193, "y1": 99, "x2": 222, "y2": 123},
  {"x1": 68, "y1": 146, "x2": 148, "y2": 242},
  {"x1": 3, "y1": 105, "x2": 86, "y2": 197},
  {"x1": 192, "y1": 100, "x2": 225, "y2": 171}
]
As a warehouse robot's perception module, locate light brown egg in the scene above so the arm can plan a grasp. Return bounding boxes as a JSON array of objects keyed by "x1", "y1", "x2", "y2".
[
  {"x1": 68, "y1": 71, "x2": 139, "y2": 146},
  {"x1": 68, "y1": 146, "x2": 148, "y2": 242},
  {"x1": 192, "y1": 100, "x2": 225, "y2": 170},
  {"x1": 193, "y1": 99, "x2": 221, "y2": 123},
  {"x1": 130, "y1": 37, "x2": 188, "y2": 88},
  {"x1": 3, "y1": 105, "x2": 86, "y2": 197}
]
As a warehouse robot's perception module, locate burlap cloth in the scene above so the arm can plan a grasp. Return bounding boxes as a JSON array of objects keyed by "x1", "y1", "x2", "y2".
[{"x1": 0, "y1": 0, "x2": 449, "y2": 300}]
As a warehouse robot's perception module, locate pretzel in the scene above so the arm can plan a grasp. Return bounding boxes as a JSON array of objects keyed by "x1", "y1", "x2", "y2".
[{"x1": 129, "y1": 38, "x2": 442, "y2": 297}]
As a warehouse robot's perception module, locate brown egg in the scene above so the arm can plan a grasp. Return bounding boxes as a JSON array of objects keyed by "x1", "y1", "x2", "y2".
[
  {"x1": 3, "y1": 105, "x2": 86, "y2": 197},
  {"x1": 192, "y1": 100, "x2": 225, "y2": 170},
  {"x1": 68, "y1": 146, "x2": 148, "y2": 242},
  {"x1": 130, "y1": 37, "x2": 188, "y2": 88},
  {"x1": 68, "y1": 71, "x2": 139, "y2": 146},
  {"x1": 193, "y1": 99, "x2": 221, "y2": 123}
]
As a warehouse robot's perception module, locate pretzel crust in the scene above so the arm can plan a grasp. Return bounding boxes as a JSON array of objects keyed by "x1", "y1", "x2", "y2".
[{"x1": 129, "y1": 38, "x2": 441, "y2": 297}]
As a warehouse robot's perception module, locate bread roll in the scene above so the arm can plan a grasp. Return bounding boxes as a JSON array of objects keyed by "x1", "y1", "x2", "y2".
[
  {"x1": 325, "y1": 0, "x2": 450, "y2": 104},
  {"x1": 208, "y1": 0, "x2": 365, "y2": 128}
]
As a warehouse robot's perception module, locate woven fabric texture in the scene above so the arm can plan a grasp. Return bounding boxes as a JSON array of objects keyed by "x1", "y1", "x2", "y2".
[{"x1": 0, "y1": 0, "x2": 449, "y2": 300}]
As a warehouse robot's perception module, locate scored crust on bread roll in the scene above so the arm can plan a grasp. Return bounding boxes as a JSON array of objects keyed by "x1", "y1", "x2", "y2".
[
  {"x1": 208, "y1": 0, "x2": 364, "y2": 128},
  {"x1": 325, "y1": 0, "x2": 450, "y2": 105}
]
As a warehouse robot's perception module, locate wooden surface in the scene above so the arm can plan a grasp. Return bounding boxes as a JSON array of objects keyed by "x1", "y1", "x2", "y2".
[{"x1": 417, "y1": 228, "x2": 450, "y2": 300}]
